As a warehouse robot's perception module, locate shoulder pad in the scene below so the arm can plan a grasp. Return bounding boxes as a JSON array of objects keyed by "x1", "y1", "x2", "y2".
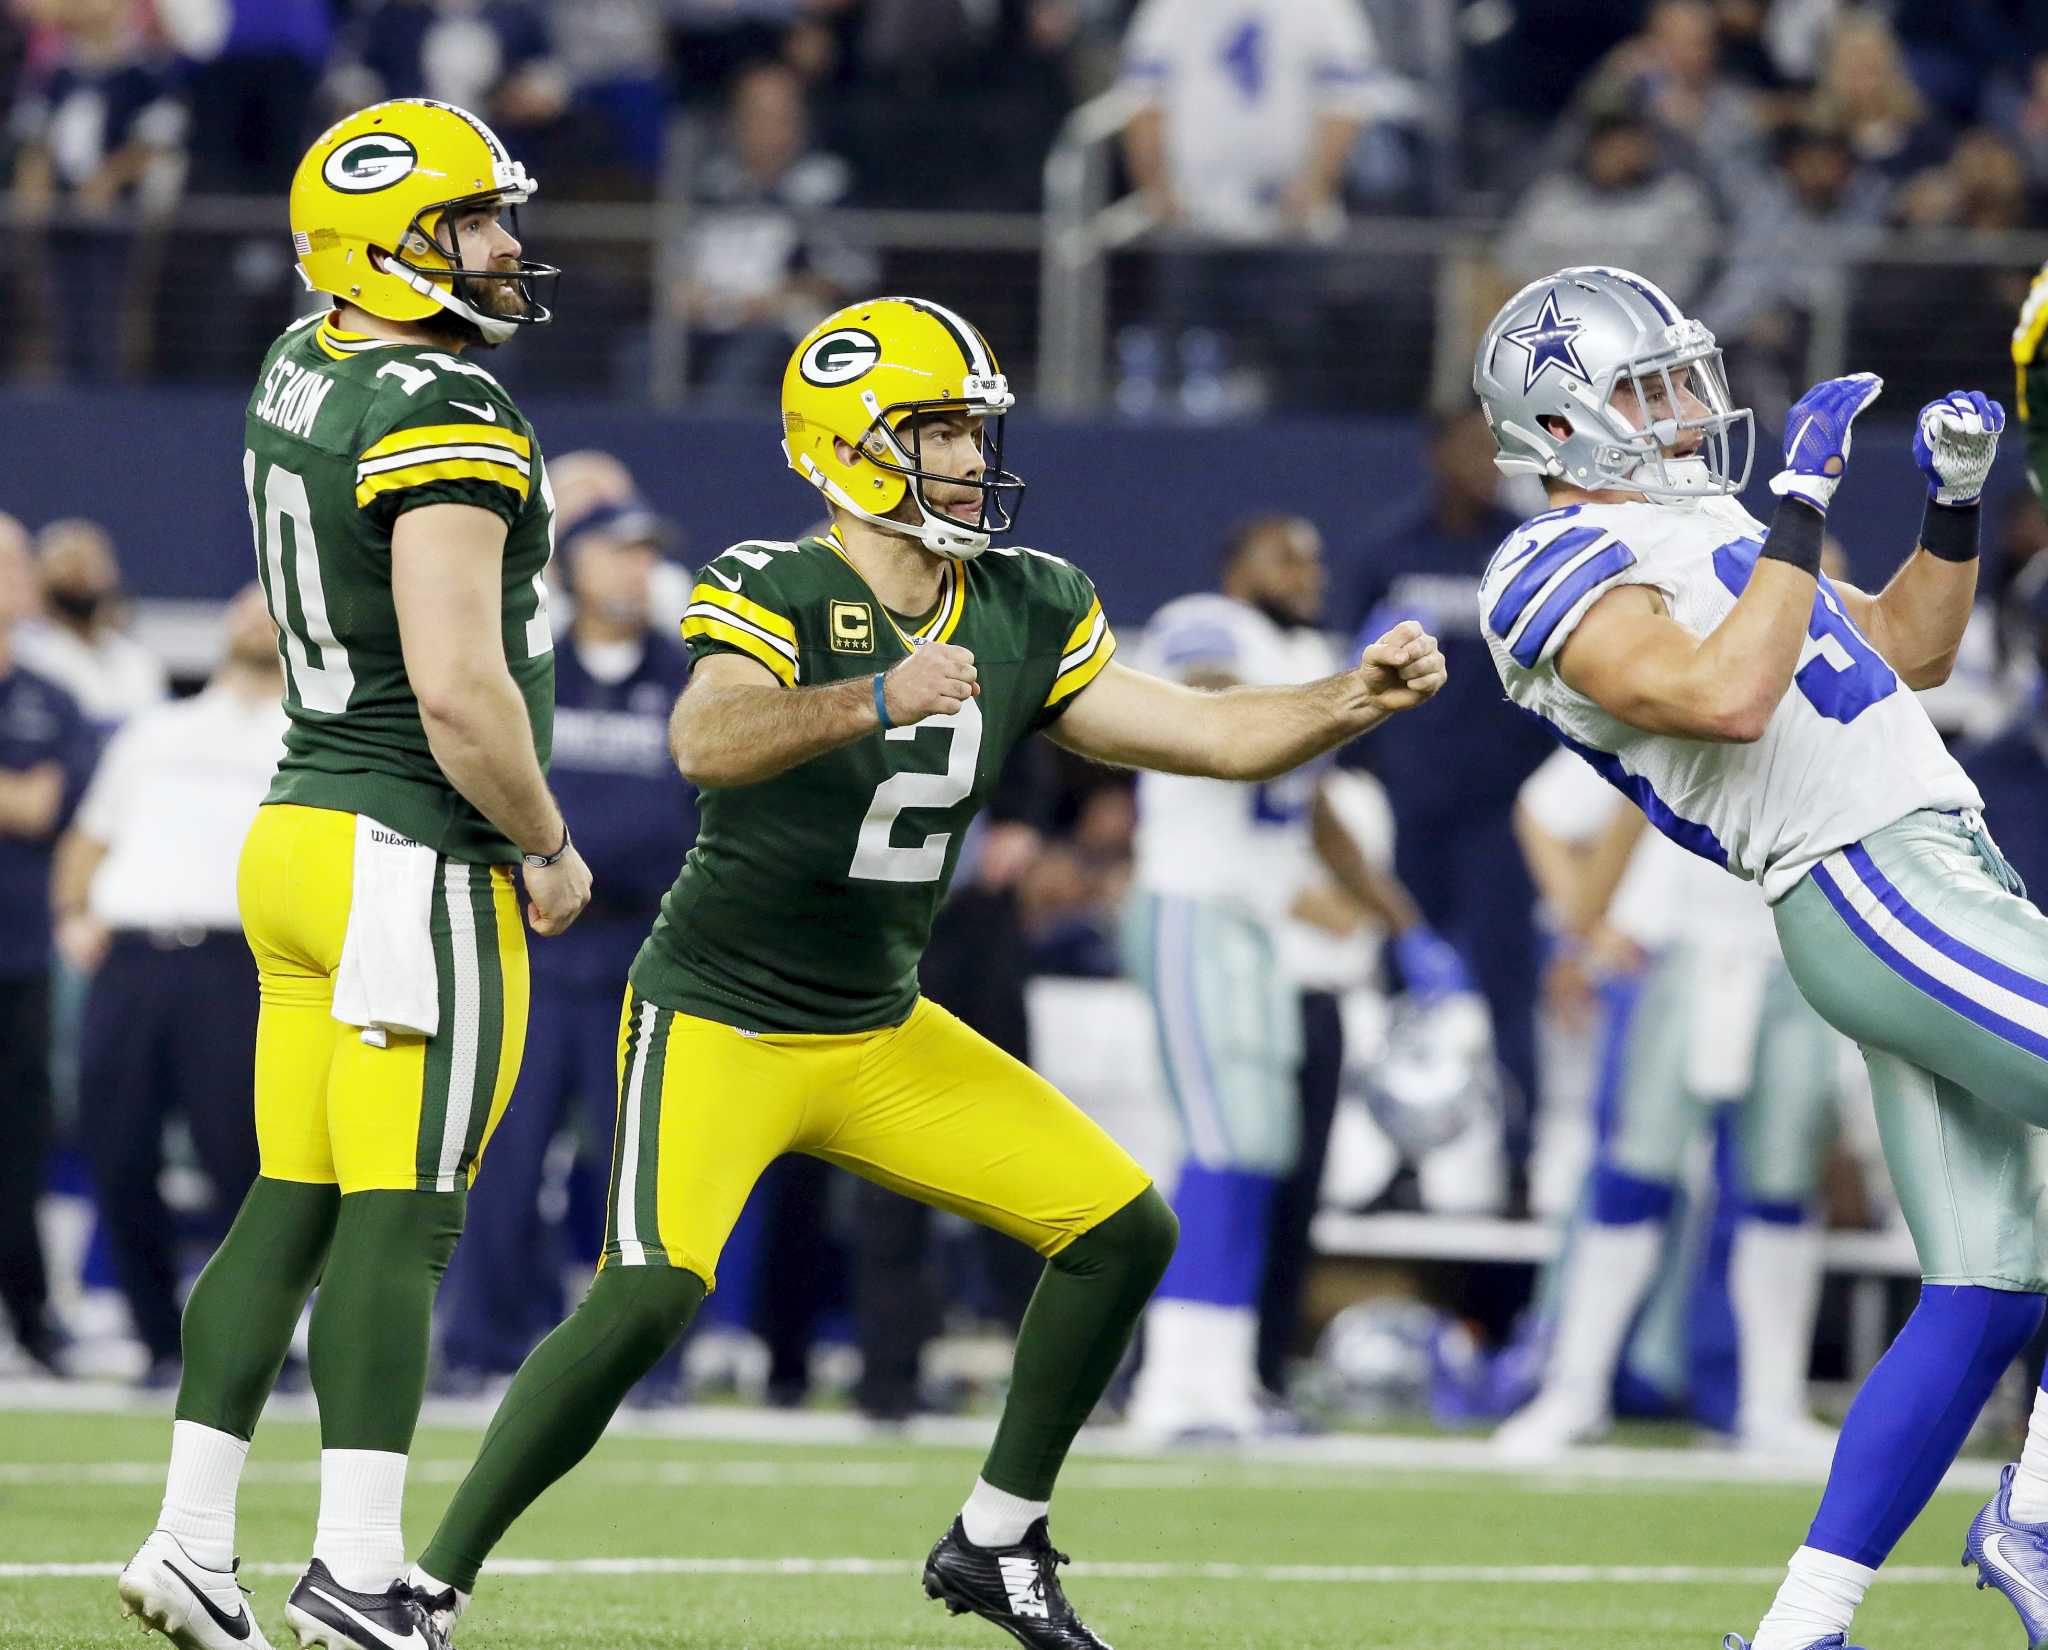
[{"x1": 1480, "y1": 512, "x2": 1642, "y2": 671}]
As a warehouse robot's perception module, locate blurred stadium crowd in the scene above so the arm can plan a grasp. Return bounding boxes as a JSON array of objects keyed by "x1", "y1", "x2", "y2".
[
  {"x1": 9, "y1": 0, "x2": 2048, "y2": 1449},
  {"x1": 3, "y1": 0, "x2": 2048, "y2": 408}
]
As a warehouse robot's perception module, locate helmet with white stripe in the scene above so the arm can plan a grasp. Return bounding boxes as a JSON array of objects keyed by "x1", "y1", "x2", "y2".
[
  {"x1": 1473, "y1": 266, "x2": 1753, "y2": 501},
  {"x1": 781, "y1": 296, "x2": 1024, "y2": 559}
]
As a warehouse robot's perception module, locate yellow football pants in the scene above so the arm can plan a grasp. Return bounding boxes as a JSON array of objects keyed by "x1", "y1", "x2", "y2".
[
  {"x1": 602, "y1": 989, "x2": 1154, "y2": 1289},
  {"x1": 239, "y1": 803, "x2": 528, "y2": 1193}
]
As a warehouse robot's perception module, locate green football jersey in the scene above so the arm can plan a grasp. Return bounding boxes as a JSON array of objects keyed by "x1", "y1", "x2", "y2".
[
  {"x1": 630, "y1": 533, "x2": 1117, "y2": 1033},
  {"x1": 243, "y1": 311, "x2": 555, "y2": 863}
]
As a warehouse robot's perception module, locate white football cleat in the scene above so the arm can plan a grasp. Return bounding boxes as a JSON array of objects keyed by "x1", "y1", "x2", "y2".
[
  {"x1": 118, "y1": 1529, "x2": 275, "y2": 1650},
  {"x1": 1490, "y1": 1390, "x2": 1612, "y2": 1463}
]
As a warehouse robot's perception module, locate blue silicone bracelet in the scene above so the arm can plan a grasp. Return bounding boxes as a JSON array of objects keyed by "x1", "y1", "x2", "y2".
[{"x1": 872, "y1": 671, "x2": 894, "y2": 730}]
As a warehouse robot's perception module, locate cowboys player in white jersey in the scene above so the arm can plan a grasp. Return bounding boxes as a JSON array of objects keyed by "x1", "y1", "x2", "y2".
[
  {"x1": 1123, "y1": 515, "x2": 1466, "y2": 1436},
  {"x1": 1476, "y1": 264, "x2": 2048, "y2": 1650}
]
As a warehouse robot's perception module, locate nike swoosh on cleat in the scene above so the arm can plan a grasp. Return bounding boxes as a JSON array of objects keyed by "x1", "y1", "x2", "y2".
[
  {"x1": 448, "y1": 400, "x2": 497, "y2": 422},
  {"x1": 303, "y1": 1586, "x2": 419, "y2": 1650},
  {"x1": 1982, "y1": 1531, "x2": 2048, "y2": 1607},
  {"x1": 163, "y1": 1560, "x2": 252, "y2": 1641}
]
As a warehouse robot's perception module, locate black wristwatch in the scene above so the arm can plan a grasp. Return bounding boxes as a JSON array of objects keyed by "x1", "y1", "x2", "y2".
[{"x1": 524, "y1": 824, "x2": 572, "y2": 869}]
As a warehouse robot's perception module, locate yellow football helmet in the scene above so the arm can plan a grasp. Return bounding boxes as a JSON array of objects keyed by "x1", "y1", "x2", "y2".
[
  {"x1": 781, "y1": 297, "x2": 1024, "y2": 559},
  {"x1": 289, "y1": 99, "x2": 557, "y2": 345}
]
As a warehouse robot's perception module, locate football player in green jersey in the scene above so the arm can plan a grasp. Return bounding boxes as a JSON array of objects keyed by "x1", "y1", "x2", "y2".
[
  {"x1": 2019, "y1": 257, "x2": 2048, "y2": 499},
  {"x1": 406, "y1": 297, "x2": 1446, "y2": 1650},
  {"x1": 118, "y1": 101, "x2": 592, "y2": 1650}
]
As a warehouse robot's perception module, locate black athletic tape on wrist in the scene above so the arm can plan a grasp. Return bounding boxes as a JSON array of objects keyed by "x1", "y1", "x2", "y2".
[
  {"x1": 1758, "y1": 496, "x2": 1825, "y2": 575},
  {"x1": 1919, "y1": 499, "x2": 1981, "y2": 563}
]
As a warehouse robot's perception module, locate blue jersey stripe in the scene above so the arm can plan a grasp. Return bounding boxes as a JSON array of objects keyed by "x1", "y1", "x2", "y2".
[
  {"x1": 1486, "y1": 526, "x2": 1606, "y2": 641},
  {"x1": 1810, "y1": 861, "x2": 2048, "y2": 1063},
  {"x1": 1549, "y1": 724, "x2": 1729, "y2": 867},
  {"x1": 1841, "y1": 844, "x2": 2048, "y2": 1011},
  {"x1": 1511, "y1": 541, "x2": 1638, "y2": 667}
]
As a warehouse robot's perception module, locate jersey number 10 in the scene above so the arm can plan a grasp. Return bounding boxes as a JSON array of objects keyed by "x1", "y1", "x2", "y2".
[{"x1": 244, "y1": 449, "x2": 554, "y2": 719}]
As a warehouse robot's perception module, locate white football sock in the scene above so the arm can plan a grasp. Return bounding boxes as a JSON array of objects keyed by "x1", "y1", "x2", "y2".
[
  {"x1": 1732, "y1": 1217, "x2": 1823, "y2": 1434},
  {"x1": 156, "y1": 1420, "x2": 250, "y2": 1572},
  {"x1": 314, "y1": 1448, "x2": 408, "y2": 1593},
  {"x1": 960, "y1": 1478, "x2": 1049, "y2": 1549},
  {"x1": 1751, "y1": 1545, "x2": 1873, "y2": 1650},
  {"x1": 1539, "y1": 1218, "x2": 1664, "y2": 1410},
  {"x1": 2009, "y1": 1386, "x2": 2048, "y2": 1523}
]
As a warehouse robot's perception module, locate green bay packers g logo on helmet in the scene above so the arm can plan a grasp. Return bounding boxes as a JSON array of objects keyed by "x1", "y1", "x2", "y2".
[
  {"x1": 781, "y1": 297, "x2": 1024, "y2": 560},
  {"x1": 799, "y1": 328, "x2": 881, "y2": 387},
  {"x1": 321, "y1": 133, "x2": 418, "y2": 194}
]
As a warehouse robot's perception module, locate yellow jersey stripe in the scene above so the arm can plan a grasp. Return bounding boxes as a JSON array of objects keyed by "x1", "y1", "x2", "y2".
[
  {"x1": 1046, "y1": 618, "x2": 1116, "y2": 708},
  {"x1": 688, "y1": 583, "x2": 799, "y2": 646},
  {"x1": 2014, "y1": 273, "x2": 2048, "y2": 420},
  {"x1": 923, "y1": 564, "x2": 967, "y2": 645},
  {"x1": 682, "y1": 612, "x2": 798, "y2": 686},
  {"x1": 1059, "y1": 597, "x2": 1104, "y2": 658},
  {"x1": 361, "y1": 422, "x2": 532, "y2": 463},
  {"x1": 354, "y1": 457, "x2": 533, "y2": 508},
  {"x1": 316, "y1": 318, "x2": 398, "y2": 357}
]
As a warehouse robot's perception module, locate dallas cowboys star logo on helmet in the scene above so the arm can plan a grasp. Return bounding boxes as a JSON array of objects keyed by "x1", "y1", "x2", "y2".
[{"x1": 1502, "y1": 291, "x2": 1589, "y2": 394}]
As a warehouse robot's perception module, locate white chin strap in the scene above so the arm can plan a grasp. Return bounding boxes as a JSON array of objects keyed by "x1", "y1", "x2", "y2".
[
  {"x1": 790, "y1": 450, "x2": 991, "y2": 560},
  {"x1": 387, "y1": 256, "x2": 520, "y2": 344}
]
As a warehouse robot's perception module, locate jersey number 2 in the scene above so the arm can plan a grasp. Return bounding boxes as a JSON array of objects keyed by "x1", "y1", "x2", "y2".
[{"x1": 849, "y1": 698, "x2": 984, "y2": 884}]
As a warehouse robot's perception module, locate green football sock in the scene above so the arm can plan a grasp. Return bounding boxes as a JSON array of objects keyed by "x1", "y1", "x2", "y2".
[
  {"x1": 421, "y1": 1264, "x2": 706, "y2": 1591},
  {"x1": 981, "y1": 1185, "x2": 1178, "y2": 1500},
  {"x1": 308, "y1": 1188, "x2": 466, "y2": 1453},
  {"x1": 177, "y1": 1176, "x2": 340, "y2": 1440}
]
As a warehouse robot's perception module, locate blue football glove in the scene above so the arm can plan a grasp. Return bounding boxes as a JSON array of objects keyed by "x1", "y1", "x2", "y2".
[
  {"x1": 1392, "y1": 925, "x2": 1471, "y2": 1001},
  {"x1": 1769, "y1": 371, "x2": 1884, "y2": 513},
  {"x1": 1913, "y1": 390, "x2": 2004, "y2": 506}
]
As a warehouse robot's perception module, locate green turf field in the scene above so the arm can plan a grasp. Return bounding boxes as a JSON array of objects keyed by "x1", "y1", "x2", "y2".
[{"x1": 0, "y1": 1406, "x2": 2017, "y2": 1650}]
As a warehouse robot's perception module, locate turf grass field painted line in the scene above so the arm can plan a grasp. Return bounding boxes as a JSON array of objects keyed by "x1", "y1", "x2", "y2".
[{"x1": 0, "y1": 1559, "x2": 1973, "y2": 1585}]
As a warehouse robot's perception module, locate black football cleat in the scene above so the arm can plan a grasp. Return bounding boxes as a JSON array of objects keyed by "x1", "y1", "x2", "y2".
[
  {"x1": 922, "y1": 1517, "x2": 1113, "y2": 1649},
  {"x1": 283, "y1": 1559, "x2": 446, "y2": 1650}
]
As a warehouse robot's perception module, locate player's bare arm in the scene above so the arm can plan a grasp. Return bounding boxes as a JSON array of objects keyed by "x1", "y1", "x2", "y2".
[
  {"x1": 392, "y1": 500, "x2": 591, "y2": 934},
  {"x1": 1556, "y1": 570, "x2": 1815, "y2": 742},
  {"x1": 670, "y1": 638, "x2": 979, "y2": 789},
  {"x1": 1045, "y1": 618, "x2": 1445, "y2": 781},
  {"x1": 1829, "y1": 390, "x2": 2005, "y2": 689},
  {"x1": 1556, "y1": 373, "x2": 1888, "y2": 742}
]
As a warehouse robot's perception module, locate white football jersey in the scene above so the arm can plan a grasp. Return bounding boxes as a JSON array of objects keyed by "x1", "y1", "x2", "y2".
[
  {"x1": 1481, "y1": 495, "x2": 1980, "y2": 901},
  {"x1": 1133, "y1": 593, "x2": 1336, "y2": 927}
]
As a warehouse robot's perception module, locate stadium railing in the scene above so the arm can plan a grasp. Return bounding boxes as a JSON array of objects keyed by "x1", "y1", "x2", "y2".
[{"x1": 2, "y1": 193, "x2": 2046, "y2": 418}]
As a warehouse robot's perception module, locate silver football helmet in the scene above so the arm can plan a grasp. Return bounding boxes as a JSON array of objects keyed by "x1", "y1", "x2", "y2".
[{"x1": 1473, "y1": 266, "x2": 1754, "y2": 500}]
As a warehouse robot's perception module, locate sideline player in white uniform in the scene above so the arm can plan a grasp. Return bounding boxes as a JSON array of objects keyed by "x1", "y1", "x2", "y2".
[
  {"x1": 1475, "y1": 264, "x2": 2048, "y2": 1650},
  {"x1": 1496, "y1": 749, "x2": 1843, "y2": 1464},
  {"x1": 1124, "y1": 514, "x2": 1467, "y2": 1436}
]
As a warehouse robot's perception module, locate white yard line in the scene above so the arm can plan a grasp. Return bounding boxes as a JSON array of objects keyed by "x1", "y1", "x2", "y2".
[{"x1": 0, "y1": 1558, "x2": 1974, "y2": 1586}]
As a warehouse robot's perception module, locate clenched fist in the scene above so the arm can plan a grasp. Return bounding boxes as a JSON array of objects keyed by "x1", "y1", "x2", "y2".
[
  {"x1": 1355, "y1": 619, "x2": 1446, "y2": 716},
  {"x1": 882, "y1": 641, "x2": 979, "y2": 726}
]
